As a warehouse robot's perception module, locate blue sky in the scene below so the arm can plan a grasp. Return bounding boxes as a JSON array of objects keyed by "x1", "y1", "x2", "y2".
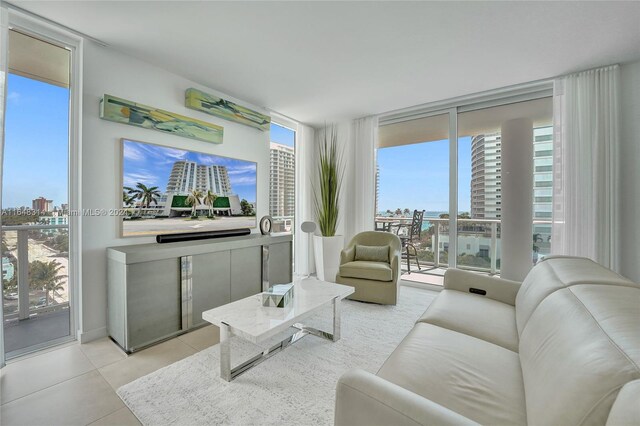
[
  {"x1": 123, "y1": 140, "x2": 257, "y2": 202},
  {"x1": 270, "y1": 123, "x2": 295, "y2": 147},
  {"x1": 377, "y1": 137, "x2": 472, "y2": 213},
  {"x1": 3, "y1": 74, "x2": 70, "y2": 208}
]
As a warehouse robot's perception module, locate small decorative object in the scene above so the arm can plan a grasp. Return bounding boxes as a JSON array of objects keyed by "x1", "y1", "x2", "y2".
[
  {"x1": 259, "y1": 215, "x2": 273, "y2": 235},
  {"x1": 262, "y1": 284, "x2": 294, "y2": 308},
  {"x1": 100, "y1": 94, "x2": 223, "y2": 144},
  {"x1": 185, "y1": 88, "x2": 271, "y2": 131},
  {"x1": 312, "y1": 125, "x2": 345, "y2": 282}
]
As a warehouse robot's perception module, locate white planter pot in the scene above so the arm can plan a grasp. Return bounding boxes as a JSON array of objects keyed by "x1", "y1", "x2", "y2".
[{"x1": 313, "y1": 235, "x2": 344, "y2": 282}]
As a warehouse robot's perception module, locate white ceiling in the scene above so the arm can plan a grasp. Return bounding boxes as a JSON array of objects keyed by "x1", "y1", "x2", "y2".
[{"x1": 10, "y1": 1, "x2": 640, "y2": 126}]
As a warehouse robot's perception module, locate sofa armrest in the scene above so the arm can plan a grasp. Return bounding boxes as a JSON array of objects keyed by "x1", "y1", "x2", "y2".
[
  {"x1": 390, "y1": 248, "x2": 400, "y2": 283},
  {"x1": 336, "y1": 370, "x2": 478, "y2": 426},
  {"x1": 340, "y1": 246, "x2": 355, "y2": 265},
  {"x1": 443, "y1": 269, "x2": 521, "y2": 305}
]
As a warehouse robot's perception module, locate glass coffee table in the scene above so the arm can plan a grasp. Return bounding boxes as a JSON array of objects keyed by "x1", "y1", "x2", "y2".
[{"x1": 202, "y1": 278, "x2": 354, "y2": 381}]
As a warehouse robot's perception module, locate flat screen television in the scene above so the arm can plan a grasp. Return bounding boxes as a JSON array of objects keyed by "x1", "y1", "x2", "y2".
[{"x1": 120, "y1": 138, "x2": 257, "y2": 237}]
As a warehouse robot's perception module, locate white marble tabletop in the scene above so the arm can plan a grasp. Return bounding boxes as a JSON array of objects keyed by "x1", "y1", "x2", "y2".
[{"x1": 202, "y1": 278, "x2": 354, "y2": 343}]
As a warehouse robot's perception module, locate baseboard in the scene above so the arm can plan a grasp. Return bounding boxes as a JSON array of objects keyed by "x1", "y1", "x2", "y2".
[
  {"x1": 78, "y1": 326, "x2": 107, "y2": 344},
  {"x1": 400, "y1": 280, "x2": 444, "y2": 293}
]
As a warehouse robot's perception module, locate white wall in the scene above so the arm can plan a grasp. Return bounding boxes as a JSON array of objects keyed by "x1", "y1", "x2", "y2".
[
  {"x1": 80, "y1": 41, "x2": 269, "y2": 341},
  {"x1": 620, "y1": 60, "x2": 640, "y2": 283}
]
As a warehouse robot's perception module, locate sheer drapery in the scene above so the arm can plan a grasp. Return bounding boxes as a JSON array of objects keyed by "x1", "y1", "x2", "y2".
[
  {"x1": 551, "y1": 65, "x2": 621, "y2": 271},
  {"x1": 351, "y1": 116, "x2": 378, "y2": 236}
]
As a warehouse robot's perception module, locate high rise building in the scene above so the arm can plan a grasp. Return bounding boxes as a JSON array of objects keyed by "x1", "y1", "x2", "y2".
[
  {"x1": 470, "y1": 134, "x2": 502, "y2": 219},
  {"x1": 269, "y1": 142, "x2": 295, "y2": 218},
  {"x1": 165, "y1": 160, "x2": 232, "y2": 195},
  {"x1": 469, "y1": 126, "x2": 554, "y2": 249},
  {"x1": 32, "y1": 196, "x2": 53, "y2": 212}
]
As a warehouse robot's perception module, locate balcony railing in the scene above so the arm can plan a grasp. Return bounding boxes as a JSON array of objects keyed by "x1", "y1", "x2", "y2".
[
  {"x1": 375, "y1": 216, "x2": 552, "y2": 275},
  {"x1": 2, "y1": 224, "x2": 70, "y2": 340}
]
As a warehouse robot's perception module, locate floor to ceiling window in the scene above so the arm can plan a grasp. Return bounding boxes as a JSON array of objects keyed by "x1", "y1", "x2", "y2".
[
  {"x1": 1, "y1": 29, "x2": 74, "y2": 358},
  {"x1": 376, "y1": 93, "x2": 553, "y2": 284},
  {"x1": 376, "y1": 113, "x2": 450, "y2": 285},
  {"x1": 269, "y1": 123, "x2": 296, "y2": 234}
]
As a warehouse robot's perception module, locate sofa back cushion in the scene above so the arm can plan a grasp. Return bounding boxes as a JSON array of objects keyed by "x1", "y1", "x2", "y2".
[
  {"x1": 354, "y1": 245, "x2": 389, "y2": 263},
  {"x1": 517, "y1": 258, "x2": 640, "y2": 425},
  {"x1": 515, "y1": 256, "x2": 634, "y2": 335}
]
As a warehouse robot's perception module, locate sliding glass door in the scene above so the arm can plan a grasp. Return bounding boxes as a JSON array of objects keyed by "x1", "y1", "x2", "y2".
[
  {"x1": 1, "y1": 27, "x2": 74, "y2": 359},
  {"x1": 376, "y1": 93, "x2": 553, "y2": 284},
  {"x1": 376, "y1": 112, "x2": 451, "y2": 284}
]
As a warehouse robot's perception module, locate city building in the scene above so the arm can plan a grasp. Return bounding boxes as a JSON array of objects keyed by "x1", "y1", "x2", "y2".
[
  {"x1": 269, "y1": 142, "x2": 295, "y2": 218},
  {"x1": 32, "y1": 196, "x2": 53, "y2": 213},
  {"x1": 165, "y1": 160, "x2": 232, "y2": 196},
  {"x1": 470, "y1": 127, "x2": 553, "y2": 246}
]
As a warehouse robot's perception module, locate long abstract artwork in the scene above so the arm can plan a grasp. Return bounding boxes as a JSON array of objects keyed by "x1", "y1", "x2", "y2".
[
  {"x1": 185, "y1": 88, "x2": 271, "y2": 131},
  {"x1": 100, "y1": 94, "x2": 224, "y2": 144}
]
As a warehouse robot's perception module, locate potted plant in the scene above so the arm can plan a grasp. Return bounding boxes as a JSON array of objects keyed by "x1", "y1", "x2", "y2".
[{"x1": 313, "y1": 125, "x2": 345, "y2": 282}]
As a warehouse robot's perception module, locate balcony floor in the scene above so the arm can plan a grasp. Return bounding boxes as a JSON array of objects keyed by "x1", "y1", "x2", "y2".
[
  {"x1": 3, "y1": 310, "x2": 71, "y2": 355},
  {"x1": 401, "y1": 265, "x2": 446, "y2": 286}
]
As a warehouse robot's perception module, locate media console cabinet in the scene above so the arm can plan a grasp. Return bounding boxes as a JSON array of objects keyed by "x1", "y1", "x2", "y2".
[{"x1": 107, "y1": 233, "x2": 293, "y2": 353}]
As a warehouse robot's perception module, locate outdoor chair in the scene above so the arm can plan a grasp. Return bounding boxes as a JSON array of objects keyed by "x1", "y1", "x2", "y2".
[{"x1": 395, "y1": 209, "x2": 424, "y2": 274}]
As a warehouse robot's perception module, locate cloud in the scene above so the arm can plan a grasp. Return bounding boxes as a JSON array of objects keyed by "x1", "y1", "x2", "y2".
[
  {"x1": 7, "y1": 91, "x2": 20, "y2": 102},
  {"x1": 123, "y1": 170, "x2": 160, "y2": 188},
  {"x1": 160, "y1": 147, "x2": 188, "y2": 159},
  {"x1": 230, "y1": 175, "x2": 256, "y2": 185},
  {"x1": 227, "y1": 164, "x2": 257, "y2": 175},
  {"x1": 123, "y1": 143, "x2": 145, "y2": 161}
]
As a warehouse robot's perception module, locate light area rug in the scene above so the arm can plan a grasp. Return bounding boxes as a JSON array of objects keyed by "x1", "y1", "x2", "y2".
[{"x1": 117, "y1": 286, "x2": 437, "y2": 426}]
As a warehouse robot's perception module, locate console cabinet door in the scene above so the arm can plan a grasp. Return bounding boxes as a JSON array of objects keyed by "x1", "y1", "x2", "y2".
[
  {"x1": 230, "y1": 246, "x2": 261, "y2": 301},
  {"x1": 126, "y1": 259, "x2": 181, "y2": 350},
  {"x1": 191, "y1": 251, "x2": 231, "y2": 327},
  {"x1": 269, "y1": 242, "x2": 293, "y2": 285}
]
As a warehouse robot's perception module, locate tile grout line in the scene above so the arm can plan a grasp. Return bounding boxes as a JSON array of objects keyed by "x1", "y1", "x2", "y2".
[
  {"x1": 1, "y1": 347, "x2": 96, "y2": 406},
  {"x1": 1, "y1": 369, "x2": 99, "y2": 407},
  {"x1": 83, "y1": 374, "x2": 128, "y2": 426}
]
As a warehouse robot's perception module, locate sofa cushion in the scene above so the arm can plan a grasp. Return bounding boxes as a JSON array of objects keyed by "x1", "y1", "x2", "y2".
[
  {"x1": 417, "y1": 289, "x2": 518, "y2": 352},
  {"x1": 377, "y1": 322, "x2": 527, "y2": 425},
  {"x1": 339, "y1": 261, "x2": 393, "y2": 282},
  {"x1": 519, "y1": 284, "x2": 640, "y2": 425},
  {"x1": 354, "y1": 244, "x2": 389, "y2": 263},
  {"x1": 515, "y1": 256, "x2": 635, "y2": 335}
]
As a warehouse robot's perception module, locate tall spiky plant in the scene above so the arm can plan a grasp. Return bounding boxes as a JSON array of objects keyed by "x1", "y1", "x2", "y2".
[{"x1": 313, "y1": 125, "x2": 345, "y2": 236}]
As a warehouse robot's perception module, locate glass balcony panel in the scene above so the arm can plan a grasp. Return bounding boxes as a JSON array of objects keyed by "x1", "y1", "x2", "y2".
[{"x1": 2, "y1": 226, "x2": 70, "y2": 355}]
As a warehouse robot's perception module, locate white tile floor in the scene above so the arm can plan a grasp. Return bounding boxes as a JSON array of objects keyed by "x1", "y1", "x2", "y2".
[{"x1": 0, "y1": 325, "x2": 221, "y2": 426}]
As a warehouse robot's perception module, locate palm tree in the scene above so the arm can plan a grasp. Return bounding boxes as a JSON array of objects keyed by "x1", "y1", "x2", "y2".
[
  {"x1": 122, "y1": 189, "x2": 136, "y2": 208},
  {"x1": 403, "y1": 208, "x2": 411, "y2": 216},
  {"x1": 186, "y1": 189, "x2": 203, "y2": 218},
  {"x1": 395, "y1": 208, "x2": 402, "y2": 216},
  {"x1": 203, "y1": 190, "x2": 217, "y2": 218},
  {"x1": 126, "y1": 183, "x2": 161, "y2": 216},
  {"x1": 29, "y1": 260, "x2": 66, "y2": 305}
]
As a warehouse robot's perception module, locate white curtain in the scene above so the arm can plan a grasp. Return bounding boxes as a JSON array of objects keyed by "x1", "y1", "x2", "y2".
[
  {"x1": 0, "y1": 5, "x2": 8, "y2": 368},
  {"x1": 351, "y1": 116, "x2": 378, "y2": 237},
  {"x1": 551, "y1": 65, "x2": 621, "y2": 271},
  {"x1": 294, "y1": 123, "x2": 316, "y2": 276}
]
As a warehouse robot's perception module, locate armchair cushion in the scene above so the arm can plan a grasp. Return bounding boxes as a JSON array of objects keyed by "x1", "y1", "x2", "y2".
[
  {"x1": 340, "y1": 261, "x2": 393, "y2": 282},
  {"x1": 354, "y1": 245, "x2": 390, "y2": 263}
]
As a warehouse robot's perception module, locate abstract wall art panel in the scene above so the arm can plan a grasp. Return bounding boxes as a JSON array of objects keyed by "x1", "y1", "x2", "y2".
[
  {"x1": 100, "y1": 94, "x2": 224, "y2": 144},
  {"x1": 185, "y1": 88, "x2": 271, "y2": 131}
]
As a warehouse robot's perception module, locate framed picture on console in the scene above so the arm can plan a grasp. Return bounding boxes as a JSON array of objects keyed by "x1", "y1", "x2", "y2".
[{"x1": 120, "y1": 138, "x2": 257, "y2": 237}]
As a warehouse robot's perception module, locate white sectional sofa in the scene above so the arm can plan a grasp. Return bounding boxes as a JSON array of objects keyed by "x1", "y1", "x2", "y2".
[{"x1": 335, "y1": 256, "x2": 640, "y2": 425}]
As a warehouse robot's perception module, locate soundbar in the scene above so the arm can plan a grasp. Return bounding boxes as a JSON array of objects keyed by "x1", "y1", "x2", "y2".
[{"x1": 156, "y1": 228, "x2": 251, "y2": 244}]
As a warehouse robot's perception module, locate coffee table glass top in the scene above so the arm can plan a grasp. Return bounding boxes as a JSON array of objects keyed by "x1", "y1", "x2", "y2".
[{"x1": 202, "y1": 278, "x2": 354, "y2": 343}]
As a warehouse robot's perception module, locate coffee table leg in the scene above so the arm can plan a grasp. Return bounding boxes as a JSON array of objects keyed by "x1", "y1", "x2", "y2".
[
  {"x1": 333, "y1": 296, "x2": 341, "y2": 342},
  {"x1": 220, "y1": 322, "x2": 231, "y2": 382}
]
